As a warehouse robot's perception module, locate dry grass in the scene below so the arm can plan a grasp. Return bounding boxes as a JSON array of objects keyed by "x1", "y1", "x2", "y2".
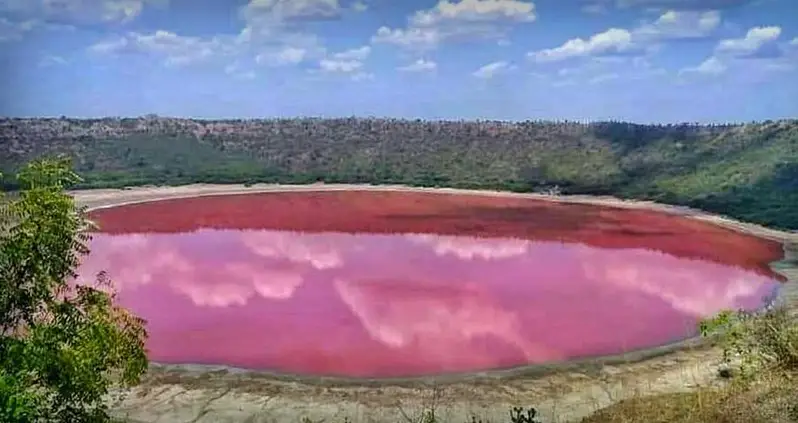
[
  {"x1": 574, "y1": 304, "x2": 798, "y2": 423},
  {"x1": 582, "y1": 372, "x2": 798, "y2": 423}
]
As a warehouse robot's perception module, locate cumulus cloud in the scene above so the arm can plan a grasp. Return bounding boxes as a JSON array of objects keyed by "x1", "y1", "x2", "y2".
[
  {"x1": 224, "y1": 62, "x2": 257, "y2": 79},
  {"x1": 319, "y1": 58, "x2": 362, "y2": 72},
  {"x1": 255, "y1": 46, "x2": 308, "y2": 66},
  {"x1": 241, "y1": 0, "x2": 342, "y2": 23},
  {"x1": 239, "y1": 230, "x2": 343, "y2": 270},
  {"x1": 0, "y1": 17, "x2": 35, "y2": 42},
  {"x1": 227, "y1": 0, "x2": 336, "y2": 72},
  {"x1": 331, "y1": 45, "x2": 371, "y2": 60},
  {"x1": 715, "y1": 25, "x2": 783, "y2": 58},
  {"x1": 409, "y1": 234, "x2": 530, "y2": 259},
  {"x1": 530, "y1": 9, "x2": 722, "y2": 64},
  {"x1": 530, "y1": 28, "x2": 637, "y2": 63},
  {"x1": 88, "y1": 30, "x2": 236, "y2": 67},
  {"x1": 0, "y1": 0, "x2": 166, "y2": 25},
  {"x1": 410, "y1": 0, "x2": 536, "y2": 26},
  {"x1": 371, "y1": 26, "x2": 441, "y2": 50},
  {"x1": 615, "y1": 0, "x2": 750, "y2": 9},
  {"x1": 472, "y1": 60, "x2": 515, "y2": 78},
  {"x1": 350, "y1": 0, "x2": 367, "y2": 12},
  {"x1": 0, "y1": 16, "x2": 73, "y2": 42},
  {"x1": 371, "y1": 0, "x2": 536, "y2": 50},
  {"x1": 578, "y1": 247, "x2": 774, "y2": 318},
  {"x1": 632, "y1": 10, "x2": 721, "y2": 41},
  {"x1": 398, "y1": 58, "x2": 438, "y2": 72},
  {"x1": 77, "y1": 230, "x2": 344, "y2": 308},
  {"x1": 309, "y1": 45, "x2": 373, "y2": 79},
  {"x1": 679, "y1": 25, "x2": 787, "y2": 79},
  {"x1": 680, "y1": 56, "x2": 726, "y2": 75},
  {"x1": 38, "y1": 54, "x2": 69, "y2": 67},
  {"x1": 334, "y1": 277, "x2": 561, "y2": 362}
]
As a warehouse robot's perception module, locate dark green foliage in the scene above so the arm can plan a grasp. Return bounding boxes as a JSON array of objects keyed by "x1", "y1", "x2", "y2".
[
  {"x1": 509, "y1": 407, "x2": 542, "y2": 423},
  {"x1": 0, "y1": 158, "x2": 148, "y2": 422},
  {"x1": 1, "y1": 117, "x2": 796, "y2": 229}
]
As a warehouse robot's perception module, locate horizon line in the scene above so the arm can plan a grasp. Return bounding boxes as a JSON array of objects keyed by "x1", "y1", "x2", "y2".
[{"x1": 3, "y1": 115, "x2": 797, "y2": 126}]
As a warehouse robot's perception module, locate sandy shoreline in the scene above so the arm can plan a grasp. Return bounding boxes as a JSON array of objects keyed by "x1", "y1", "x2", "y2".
[{"x1": 70, "y1": 183, "x2": 798, "y2": 423}]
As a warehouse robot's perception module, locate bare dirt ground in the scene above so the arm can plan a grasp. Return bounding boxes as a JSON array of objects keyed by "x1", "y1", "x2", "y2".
[{"x1": 70, "y1": 184, "x2": 798, "y2": 423}]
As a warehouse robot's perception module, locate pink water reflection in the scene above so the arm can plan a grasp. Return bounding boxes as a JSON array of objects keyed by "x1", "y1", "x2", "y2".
[{"x1": 76, "y1": 229, "x2": 778, "y2": 377}]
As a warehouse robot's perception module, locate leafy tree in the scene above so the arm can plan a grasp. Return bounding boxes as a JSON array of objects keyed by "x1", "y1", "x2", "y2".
[{"x1": 0, "y1": 158, "x2": 148, "y2": 422}]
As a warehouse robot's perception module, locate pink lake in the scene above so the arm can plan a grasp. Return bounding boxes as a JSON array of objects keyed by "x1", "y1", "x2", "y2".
[{"x1": 78, "y1": 192, "x2": 784, "y2": 378}]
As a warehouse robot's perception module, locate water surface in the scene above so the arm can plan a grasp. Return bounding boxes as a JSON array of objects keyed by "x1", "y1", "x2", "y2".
[{"x1": 80, "y1": 191, "x2": 785, "y2": 378}]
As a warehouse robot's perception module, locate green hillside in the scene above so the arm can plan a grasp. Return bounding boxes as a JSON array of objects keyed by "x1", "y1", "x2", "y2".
[{"x1": 1, "y1": 117, "x2": 796, "y2": 229}]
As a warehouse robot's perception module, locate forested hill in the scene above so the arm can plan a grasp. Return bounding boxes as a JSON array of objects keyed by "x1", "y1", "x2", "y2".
[{"x1": 1, "y1": 117, "x2": 797, "y2": 230}]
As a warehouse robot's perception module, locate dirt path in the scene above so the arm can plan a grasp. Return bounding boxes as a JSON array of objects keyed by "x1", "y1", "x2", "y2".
[{"x1": 70, "y1": 184, "x2": 798, "y2": 423}]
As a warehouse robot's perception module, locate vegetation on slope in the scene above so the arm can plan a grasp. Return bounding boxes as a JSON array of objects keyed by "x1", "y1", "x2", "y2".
[
  {"x1": 0, "y1": 158, "x2": 148, "y2": 422},
  {"x1": 1, "y1": 117, "x2": 797, "y2": 229},
  {"x1": 580, "y1": 306, "x2": 798, "y2": 423},
  {"x1": 0, "y1": 117, "x2": 798, "y2": 229}
]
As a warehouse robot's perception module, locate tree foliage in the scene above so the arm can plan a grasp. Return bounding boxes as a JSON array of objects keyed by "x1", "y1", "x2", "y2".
[
  {"x1": 699, "y1": 306, "x2": 798, "y2": 382},
  {"x1": 0, "y1": 157, "x2": 148, "y2": 422},
  {"x1": 2, "y1": 117, "x2": 796, "y2": 229}
]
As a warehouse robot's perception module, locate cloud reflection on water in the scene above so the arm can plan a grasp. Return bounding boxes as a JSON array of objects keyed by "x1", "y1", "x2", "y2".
[{"x1": 76, "y1": 228, "x2": 780, "y2": 376}]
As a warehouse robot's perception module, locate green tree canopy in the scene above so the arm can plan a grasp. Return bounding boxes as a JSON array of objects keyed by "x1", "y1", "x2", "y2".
[{"x1": 0, "y1": 157, "x2": 148, "y2": 422}]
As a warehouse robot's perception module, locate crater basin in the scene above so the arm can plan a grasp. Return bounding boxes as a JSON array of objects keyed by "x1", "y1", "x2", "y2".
[{"x1": 78, "y1": 190, "x2": 786, "y2": 378}]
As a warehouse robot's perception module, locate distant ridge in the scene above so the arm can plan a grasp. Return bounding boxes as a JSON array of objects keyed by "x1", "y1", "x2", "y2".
[{"x1": 2, "y1": 117, "x2": 796, "y2": 230}]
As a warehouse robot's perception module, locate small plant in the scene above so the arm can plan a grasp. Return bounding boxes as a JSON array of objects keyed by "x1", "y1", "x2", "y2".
[
  {"x1": 699, "y1": 306, "x2": 798, "y2": 382},
  {"x1": 509, "y1": 407, "x2": 542, "y2": 423}
]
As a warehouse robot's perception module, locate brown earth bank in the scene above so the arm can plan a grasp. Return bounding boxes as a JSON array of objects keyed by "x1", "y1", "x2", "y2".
[{"x1": 70, "y1": 184, "x2": 798, "y2": 423}]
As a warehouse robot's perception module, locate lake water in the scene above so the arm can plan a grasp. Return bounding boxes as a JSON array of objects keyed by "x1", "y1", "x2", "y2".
[{"x1": 79, "y1": 191, "x2": 785, "y2": 378}]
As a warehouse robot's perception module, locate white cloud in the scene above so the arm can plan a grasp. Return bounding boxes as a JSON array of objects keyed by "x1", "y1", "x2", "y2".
[
  {"x1": 319, "y1": 58, "x2": 364, "y2": 73},
  {"x1": 371, "y1": 0, "x2": 536, "y2": 50},
  {"x1": 632, "y1": 10, "x2": 721, "y2": 41},
  {"x1": 225, "y1": 63, "x2": 257, "y2": 79},
  {"x1": 615, "y1": 0, "x2": 750, "y2": 9},
  {"x1": 38, "y1": 54, "x2": 68, "y2": 67},
  {"x1": 0, "y1": 16, "x2": 73, "y2": 42},
  {"x1": 0, "y1": 17, "x2": 33, "y2": 41},
  {"x1": 529, "y1": 9, "x2": 720, "y2": 64},
  {"x1": 680, "y1": 56, "x2": 727, "y2": 75},
  {"x1": 371, "y1": 26, "x2": 440, "y2": 49},
  {"x1": 313, "y1": 46, "x2": 373, "y2": 78},
  {"x1": 350, "y1": 1, "x2": 367, "y2": 12},
  {"x1": 256, "y1": 46, "x2": 308, "y2": 66},
  {"x1": 350, "y1": 71, "x2": 374, "y2": 81},
  {"x1": 545, "y1": 56, "x2": 665, "y2": 86},
  {"x1": 530, "y1": 28, "x2": 636, "y2": 63},
  {"x1": 715, "y1": 25, "x2": 782, "y2": 58},
  {"x1": 235, "y1": 0, "x2": 337, "y2": 64},
  {"x1": 409, "y1": 235, "x2": 529, "y2": 260},
  {"x1": 472, "y1": 60, "x2": 513, "y2": 78},
  {"x1": 88, "y1": 30, "x2": 234, "y2": 67},
  {"x1": 332, "y1": 45, "x2": 371, "y2": 60},
  {"x1": 581, "y1": 3, "x2": 607, "y2": 13},
  {"x1": 679, "y1": 26, "x2": 791, "y2": 80},
  {"x1": 791, "y1": 37, "x2": 798, "y2": 46},
  {"x1": 334, "y1": 277, "x2": 560, "y2": 362},
  {"x1": 410, "y1": 0, "x2": 536, "y2": 27},
  {"x1": 0, "y1": 0, "x2": 166, "y2": 25},
  {"x1": 241, "y1": 0, "x2": 341, "y2": 23},
  {"x1": 398, "y1": 58, "x2": 438, "y2": 72}
]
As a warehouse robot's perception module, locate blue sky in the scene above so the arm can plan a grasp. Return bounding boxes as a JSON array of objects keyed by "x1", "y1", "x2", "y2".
[{"x1": 0, "y1": 0, "x2": 796, "y2": 122}]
